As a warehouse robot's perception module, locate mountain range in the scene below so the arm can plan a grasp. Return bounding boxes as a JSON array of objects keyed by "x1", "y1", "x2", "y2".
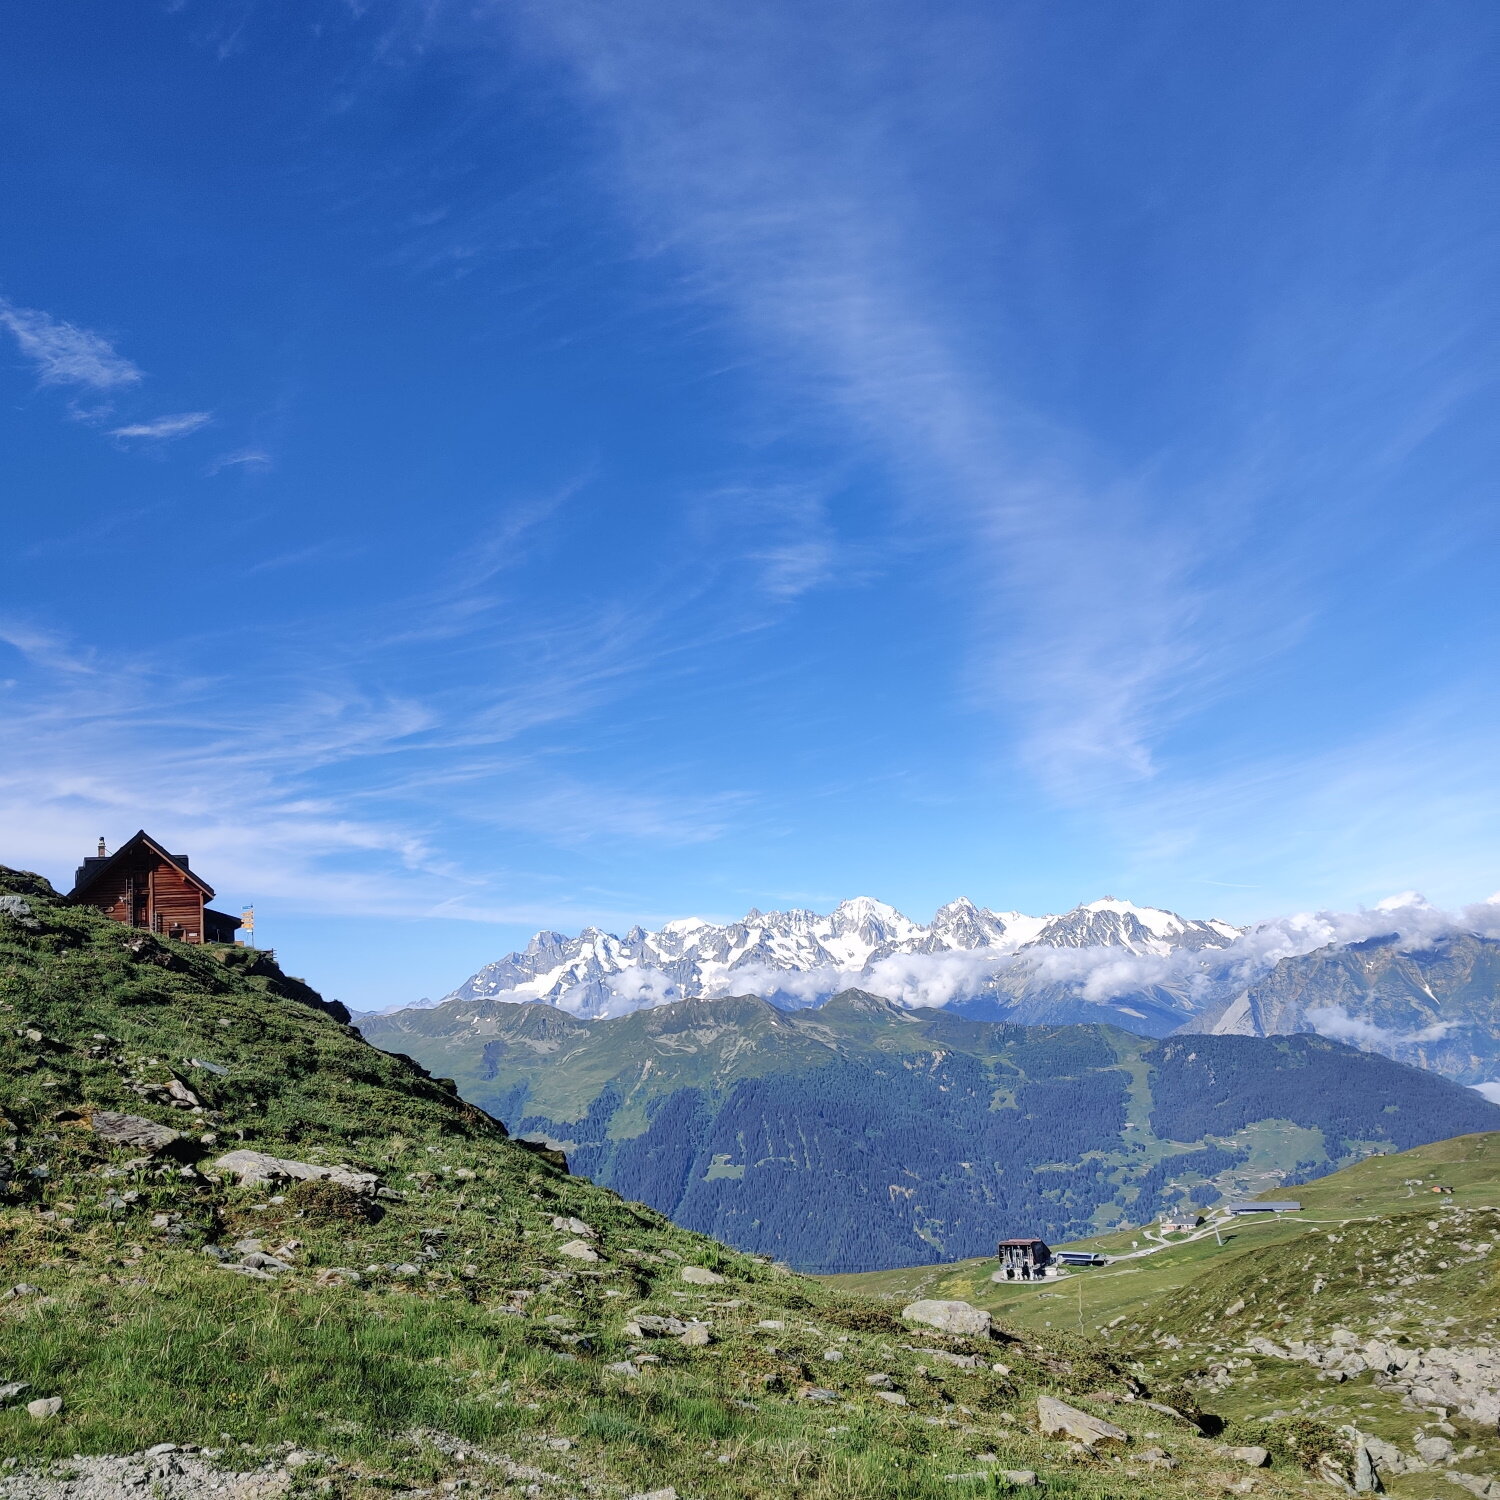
[
  {"x1": 390, "y1": 892, "x2": 1500, "y2": 1085},
  {"x1": 359, "y1": 989, "x2": 1500, "y2": 1272},
  {"x1": 1192, "y1": 928, "x2": 1500, "y2": 1085},
  {"x1": 414, "y1": 895, "x2": 1243, "y2": 1023}
]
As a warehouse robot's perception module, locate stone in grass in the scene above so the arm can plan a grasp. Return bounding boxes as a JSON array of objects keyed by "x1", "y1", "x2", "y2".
[
  {"x1": 679, "y1": 1265, "x2": 725, "y2": 1285},
  {"x1": 1000, "y1": 1473, "x2": 1038, "y2": 1487},
  {"x1": 627, "y1": 1490, "x2": 677, "y2": 1500},
  {"x1": 1416, "y1": 1437, "x2": 1455, "y2": 1466},
  {"x1": 1135, "y1": 1446, "x2": 1179, "y2": 1470},
  {"x1": 625, "y1": 1316, "x2": 687, "y2": 1337},
  {"x1": 90, "y1": 1111, "x2": 180, "y2": 1152},
  {"x1": 313, "y1": 1267, "x2": 363, "y2": 1287},
  {"x1": 1447, "y1": 1475, "x2": 1499, "y2": 1500},
  {"x1": 0, "y1": 1381, "x2": 29, "y2": 1406},
  {"x1": 26, "y1": 1397, "x2": 62, "y2": 1420},
  {"x1": 211, "y1": 1150, "x2": 378, "y2": 1194},
  {"x1": 875, "y1": 1391, "x2": 909, "y2": 1407},
  {"x1": 216, "y1": 1263, "x2": 276, "y2": 1281},
  {"x1": 1226, "y1": 1446, "x2": 1271, "y2": 1468},
  {"x1": 1036, "y1": 1395, "x2": 1129, "y2": 1448},
  {"x1": 557, "y1": 1239, "x2": 599, "y2": 1262},
  {"x1": 902, "y1": 1299, "x2": 991, "y2": 1337},
  {"x1": 1353, "y1": 1445, "x2": 1381, "y2": 1495},
  {"x1": 679, "y1": 1322, "x2": 712, "y2": 1347},
  {"x1": 550, "y1": 1215, "x2": 595, "y2": 1237}
]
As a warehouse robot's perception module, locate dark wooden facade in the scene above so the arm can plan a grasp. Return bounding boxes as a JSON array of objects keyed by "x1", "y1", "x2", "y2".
[
  {"x1": 997, "y1": 1236, "x2": 1051, "y2": 1280},
  {"x1": 68, "y1": 831, "x2": 240, "y2": 945}
]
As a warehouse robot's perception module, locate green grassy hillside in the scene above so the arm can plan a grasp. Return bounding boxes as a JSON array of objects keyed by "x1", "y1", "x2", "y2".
[
  {"x1": 824, "y1": 1133, "x2": 1500, "y2": 1334},
  {"x1": 0, "y1": 866, "x2": 1346, "y2": 1498},
  {"x1": 362, "y1": 992, "x2": 1500, "y2": 1272},
  {"x1": 828, "y1": 1136, "x2": 1500, "y2": 1495}
]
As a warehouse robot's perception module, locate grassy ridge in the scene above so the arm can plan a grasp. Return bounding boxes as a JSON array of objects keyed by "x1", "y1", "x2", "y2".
[{"x1": 0, "y1": 867, "x2": 1335, "y2": 1498}]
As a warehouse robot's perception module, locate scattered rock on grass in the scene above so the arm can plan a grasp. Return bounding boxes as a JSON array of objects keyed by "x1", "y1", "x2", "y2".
[
  {"x1": 211, "y1": 1150, "x2": 378, "y2": 1193},
  {"x1": 557, "y1": 1239, "x2": 598, "y2": 1262},
  {"x1": 902, "y1": 1299, "x2": 991, "y2": 1337},
  {"x1": 1226, "y1": 1446, "x2": 1270, "y2": 1468},
  {"x1": 1136, "y1": 1446, "x2": 1179, "y2": 1470},
  {"x1": 1035, "y1": 1395, "x2": 1129, "y2": 1448},
  {"x1": 90, "y1": 1112, "x2": 180, "y2": 1152},
  {"x1": 679, "y1": 1265, "x2": 724, "y2": 1285},
  {"x1": 25, "y1": 1397, "x2": 62, "y2": 1420},
  {"x1": 625, "y1": 1315, "x2": 687, "y2": 1337}
]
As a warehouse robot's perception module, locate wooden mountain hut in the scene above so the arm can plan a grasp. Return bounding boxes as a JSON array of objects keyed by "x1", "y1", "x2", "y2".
[
  {"x1": 68, "y1": 831, "x2": 241, "y2": 945},
  {"x1": 997, "y1": 1237, "x2": 1052, "y2": 1280}
]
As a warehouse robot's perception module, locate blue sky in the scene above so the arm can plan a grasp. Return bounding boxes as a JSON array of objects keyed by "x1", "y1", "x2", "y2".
[{"x1": 2, "y1": 1, "x2": 1497, "y2": 1008}]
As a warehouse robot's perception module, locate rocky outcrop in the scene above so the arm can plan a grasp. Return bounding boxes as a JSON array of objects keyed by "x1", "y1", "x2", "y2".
[
  {"x1": 1035, "y1": 1396, "x2": 1129, "y2": 1447},
  {"x1": 89, "y1": 1112, "x2": 181, "y2": 1152},
  {"x1": 209, "y1": 1151, "x2": 378, "y2": 1194},
  {"x1": 903, "y1": 1299, "x2": 991, "y2": 1337},
  {"x1": 1244, "y1": 1328, "x2": 1500, "y2": 1428}
]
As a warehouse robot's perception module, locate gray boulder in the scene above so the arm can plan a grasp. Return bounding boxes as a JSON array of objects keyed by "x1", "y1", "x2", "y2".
[
  {"x1": 210, "y1": 1150, "x2": 378, "y2": 1193},
  {"x1": 902, "y1": 1299, "x2": 991, "y2": 1337},
  {"x1": 1036, "y1": 1395, "x2": 1129, "y2": 1447},
  {"x1": 1225, "y1": 1446, "x2": 1270, "y2": 1467},
  {"x1": 90, "y1": 1111, "x2": 180, "y2": 1152}
]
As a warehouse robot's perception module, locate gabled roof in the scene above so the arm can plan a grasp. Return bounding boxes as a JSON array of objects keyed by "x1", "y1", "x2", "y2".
[{"x1": 68, "y1": 830, "x2": 216, "y2": 902}]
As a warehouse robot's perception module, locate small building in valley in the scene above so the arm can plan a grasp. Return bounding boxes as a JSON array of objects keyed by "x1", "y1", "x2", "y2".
[
  {"x1": 1054, "y1": 1250, "x2": 1107, "y2": 1267},
  {"x1": 997, "y1": 1236, "x2": 1052, "y2": 1280},
  {"x1": 68, "y1": 831, "x2": 241, "y2": 945},
  {"x1": 1161, "y1": 1212, "x2": 1203, "y2": 1233}
]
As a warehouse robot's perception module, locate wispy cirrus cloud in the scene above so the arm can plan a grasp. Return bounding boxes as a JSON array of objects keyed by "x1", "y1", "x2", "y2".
[
  {"x1": 206, "y1": 446, "x2": 273, "y2": 475},
  {"x1": 493, "y1": 0, "x2": 1289, "y2": 796},
  {"x1": 0, "y1": 299, "x2": 142, "y2": 390},
  {"x1": 110, "y1": 411, "x2": 214, "y2": 441}
]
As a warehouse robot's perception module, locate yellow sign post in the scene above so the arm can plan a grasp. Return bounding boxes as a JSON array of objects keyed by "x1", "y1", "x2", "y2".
[{"x1": 241, "y1": 907, "x2": 255, "y2": 948}]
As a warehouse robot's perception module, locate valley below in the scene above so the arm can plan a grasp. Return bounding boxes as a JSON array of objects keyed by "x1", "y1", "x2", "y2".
[{"x1": 362, "y1": 991, "x2": 1500, "y2": 1272}]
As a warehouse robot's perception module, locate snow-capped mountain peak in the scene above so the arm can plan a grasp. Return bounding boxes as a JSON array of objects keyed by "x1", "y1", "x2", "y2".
[
  {"x1": 417, "y1": 894, "x2": 1241, "y2": 1020},
  {"x1": 1030, "y1": 897, "x2": 1239, "y2": 955}
]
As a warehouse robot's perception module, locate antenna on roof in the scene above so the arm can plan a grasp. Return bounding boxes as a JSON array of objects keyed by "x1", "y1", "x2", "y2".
[{"x1": 97, "y1": 837, "x2": 107, "y2": 858}]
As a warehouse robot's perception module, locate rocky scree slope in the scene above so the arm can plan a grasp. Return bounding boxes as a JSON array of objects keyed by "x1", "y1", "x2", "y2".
[
  {"x1": 0, "y1": 866, "x2": 1340, "y2": 1500},
  {"x1": 362, "y1": 991, "x2": 1500, "y2": 1273}
]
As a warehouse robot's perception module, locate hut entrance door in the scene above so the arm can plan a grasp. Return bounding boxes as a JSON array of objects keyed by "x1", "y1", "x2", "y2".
[{"x1": 130, "y1": 875, "x2": 149, "y2": 929}]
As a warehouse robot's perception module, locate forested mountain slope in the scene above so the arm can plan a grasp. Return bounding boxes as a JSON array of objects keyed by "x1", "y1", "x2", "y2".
[{"x1": 362, "y1": 990, "x2": 1500, "y2": 1272}]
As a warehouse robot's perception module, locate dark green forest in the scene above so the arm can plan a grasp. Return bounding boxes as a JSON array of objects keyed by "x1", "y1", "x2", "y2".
[{"x1": 504, "y1": 1028, "x2": 1500, "y2": 1272}]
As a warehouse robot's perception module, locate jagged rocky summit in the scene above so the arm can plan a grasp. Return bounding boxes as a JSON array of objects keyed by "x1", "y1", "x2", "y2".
[{"x1": 419, "y1": 895, "x2": 1240, "y2": 1021}]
